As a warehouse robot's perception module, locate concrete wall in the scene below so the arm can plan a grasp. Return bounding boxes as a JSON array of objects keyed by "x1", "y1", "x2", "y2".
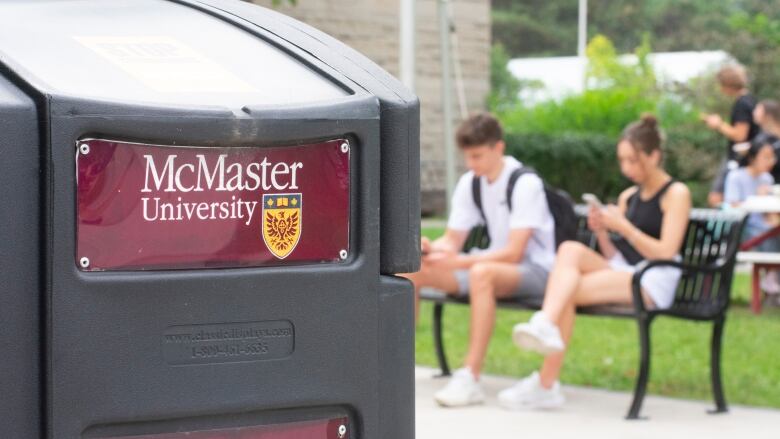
[{"x1": 250, "y1": 0, "x2": 491, "y2": 214}]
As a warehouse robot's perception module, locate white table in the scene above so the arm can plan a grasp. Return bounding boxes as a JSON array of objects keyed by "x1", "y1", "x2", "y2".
[
  {"x1": 739, "y1": 195, "x2": 780, "y2": 213},
  {"x1": 734, "y1": 195, "x2": 780, "y2": 313}
]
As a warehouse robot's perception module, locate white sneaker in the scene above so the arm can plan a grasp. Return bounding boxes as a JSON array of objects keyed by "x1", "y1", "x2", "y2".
[
  {"x1": 498, "y1": 371, "x2": 565, "y2": 410},
  {"x1": 433, "y1": 368, "x2": 485, "y2": 407},
  {"x1": 512, "y1": 311, "x2": 565, "y2": 354}
]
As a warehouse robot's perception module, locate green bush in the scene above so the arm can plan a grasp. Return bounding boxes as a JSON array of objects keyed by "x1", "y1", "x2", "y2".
[
  {"x1": 505, "y1": 131, "x2": 622, "y2": 201},
  {"x1": 499, "y1": 88, "x2": 657, "y2": 137},
  {"x1": 505, "y1": 126, "x2": 721, "y2": 206}
]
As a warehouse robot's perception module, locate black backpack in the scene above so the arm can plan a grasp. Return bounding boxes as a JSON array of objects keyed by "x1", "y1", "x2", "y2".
[{"x1": 470, "y1": 167, "x2": 577, "y2": 250}]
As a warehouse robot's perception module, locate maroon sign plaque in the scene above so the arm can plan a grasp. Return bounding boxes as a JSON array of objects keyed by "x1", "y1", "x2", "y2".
[{"x1": 76, "y1": 138, "x2": 350, "y2": 271}]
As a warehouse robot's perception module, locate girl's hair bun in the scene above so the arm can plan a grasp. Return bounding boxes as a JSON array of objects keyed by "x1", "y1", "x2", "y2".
[{"x1": 640, "y1": 113, "x2": 658, "y2": 129}]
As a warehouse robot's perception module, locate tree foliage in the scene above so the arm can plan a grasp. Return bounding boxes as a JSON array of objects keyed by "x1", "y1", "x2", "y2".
[
  {"x1": 494, "y1": 35, "x2": 722, "y2": 206},
  {"x1": 487, "y1": 44, "x2": 521, "y2": 111},
  {"x1": 492, "y1": 0, "x2": 766, "y2": 56},
  {"x1": 493, "y1": 0, "x2": 780, "y2": 99},
  {"x1": 726, "y1": 12, "x2": 780, "y2": 98},
  {"x1": 586, "y1": 34, "x2": 656, "y2": 94},
  {"x1": 487, "y1": 44, "x2": 545, "y2": 111}
]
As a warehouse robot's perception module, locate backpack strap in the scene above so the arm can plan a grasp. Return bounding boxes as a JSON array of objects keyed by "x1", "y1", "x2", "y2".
[
  {"x1": 506, "y1": 167, "x2": 533, "y2": 211},
  {"x1": 506, "y1": 166, "x2": 548, "y2": 247},
  {"x1": 471, "y1": 175, "x2": 487, "y2": 224},
  {"x1": 471, "y1": 175, "x2": 492, "y2": 247},
  {"x1": 475, "y1": 167, "x2": 532, "y2": 215}
]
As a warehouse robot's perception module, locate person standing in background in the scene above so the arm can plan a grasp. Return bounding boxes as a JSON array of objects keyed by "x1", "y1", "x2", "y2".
[{"x1": 703, "y1": 64, "x2": 760, "y2": 207}]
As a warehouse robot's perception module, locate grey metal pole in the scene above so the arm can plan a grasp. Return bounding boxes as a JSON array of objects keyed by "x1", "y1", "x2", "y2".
[
  {"x1": 439, "y1": 0, "x2": 456, "y2": 215},
  {"x1": 400, "y1": 0, "x2": 416, "y2": 91},
  {"x1": 578, "y1": 0, "x2": 588, "y2": 91},
  {"x1": 578, "y1": 0, "x2": 588, "y2": 57}
]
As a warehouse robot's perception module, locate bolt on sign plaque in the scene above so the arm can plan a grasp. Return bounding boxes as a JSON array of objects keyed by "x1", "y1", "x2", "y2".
[{"x1": 76, "y1": 138, "x2": 350, "y2": 271}]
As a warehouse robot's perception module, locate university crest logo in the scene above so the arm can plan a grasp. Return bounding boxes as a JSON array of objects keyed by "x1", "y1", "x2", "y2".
[{"x1": 262, "y1": 193, "x2": 302, "y2": 259}]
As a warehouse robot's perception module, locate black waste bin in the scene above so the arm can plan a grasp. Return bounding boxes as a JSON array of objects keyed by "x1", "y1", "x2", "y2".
[
  {"x1": 0, "y1": 1, "x2": 420, "y2": 438},
  {"x1": 0, "y1": 71, "x2": 42, "y2": 439}
]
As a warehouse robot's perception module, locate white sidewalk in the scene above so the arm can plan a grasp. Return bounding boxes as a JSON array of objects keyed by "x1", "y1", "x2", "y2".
[{"x1": 415, "y1": 366, "x2": 780, "y2": 439}]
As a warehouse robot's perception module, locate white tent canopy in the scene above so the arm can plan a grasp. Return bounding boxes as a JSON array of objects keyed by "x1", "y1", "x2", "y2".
[{"x1": 508, "y1": 50, "x2": 732, "y2": 103}]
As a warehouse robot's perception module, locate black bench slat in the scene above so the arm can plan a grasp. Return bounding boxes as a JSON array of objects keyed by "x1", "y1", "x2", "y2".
[{"x1": 420, "y1": 288, "x2": 636, "y2": 317}]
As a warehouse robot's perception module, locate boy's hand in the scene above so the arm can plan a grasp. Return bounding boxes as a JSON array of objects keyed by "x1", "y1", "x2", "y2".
[
  {"x1": 429, "y1": 239, "x2": 457, "y2": 254},
  {"x1": 703, "y1": 114, "x2": 723, "y2": 130},
  {"x1": 422, "y1": 251, "x2": 460, "y2": 270},
  {"x1": 421, "y1": 237, "x2": 432, "y2": 255}
]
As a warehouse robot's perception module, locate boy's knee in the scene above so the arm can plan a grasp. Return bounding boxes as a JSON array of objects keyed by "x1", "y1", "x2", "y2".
[
  {"x1": 469, "y1": 262, "x2": 495, "y2": 287},
  {"x1": 398, "y1": 271, "x2": 422, "y2": 289}
]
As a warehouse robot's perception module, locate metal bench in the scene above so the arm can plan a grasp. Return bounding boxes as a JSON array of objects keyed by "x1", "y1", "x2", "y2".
[{"x1": 420, "y1": 207, "x2": 746, "y2": 419}]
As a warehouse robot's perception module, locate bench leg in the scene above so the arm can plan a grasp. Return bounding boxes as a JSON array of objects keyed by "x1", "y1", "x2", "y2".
[
  {"x1": 752, "y1": 264, "x2": 763, "y2": 315},
  {"x1": 709, "y1": 317, "x2": 729, "y2": 414},
  {"x1": 626, "y1": 317, "x2": 652, "y2": 420},
  {"x1": 432, "y1": 303, "x2": 451, "y2": 377}
]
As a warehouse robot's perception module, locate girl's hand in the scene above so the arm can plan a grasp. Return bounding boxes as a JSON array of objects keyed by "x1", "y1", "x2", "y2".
[
  {"x1": 601, "y1": 204, "x2": 631, "y2": 235},
  {"x1": 587, "y1": 206, "x2": 606, "y2": 233}
]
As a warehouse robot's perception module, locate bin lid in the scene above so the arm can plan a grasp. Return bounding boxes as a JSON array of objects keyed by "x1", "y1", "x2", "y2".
[{"x1": 0, "y1": 0, "x2": 348, "y2": 109}]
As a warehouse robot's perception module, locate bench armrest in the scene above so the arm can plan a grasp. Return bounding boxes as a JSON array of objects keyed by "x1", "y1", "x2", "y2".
[{"x1": 631, "y1": 257, "x2": 732, "y2": 313}]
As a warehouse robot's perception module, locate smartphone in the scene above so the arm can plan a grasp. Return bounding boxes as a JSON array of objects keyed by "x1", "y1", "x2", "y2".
[{"x1": 582, "y1": 193, "x2": 604, "y2": 209}]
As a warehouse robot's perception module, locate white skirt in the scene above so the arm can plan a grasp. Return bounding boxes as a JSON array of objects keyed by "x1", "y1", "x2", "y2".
[{"x1": 608, "y1": 253, "x2": 681, "y2": 309}]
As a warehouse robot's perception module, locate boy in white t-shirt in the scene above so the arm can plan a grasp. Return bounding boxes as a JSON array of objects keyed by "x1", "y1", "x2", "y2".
[{"x1": 402, "y1": 113, "x2": 559, "y2": 408}]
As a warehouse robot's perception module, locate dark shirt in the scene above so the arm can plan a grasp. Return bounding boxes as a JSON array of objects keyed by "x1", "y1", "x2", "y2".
[
  {"x1": 728, "y1": 94, "x2": 760, "y2": 159},
  {"x1": 611, "y1": 180, "x2": 676, "y2": 265}
]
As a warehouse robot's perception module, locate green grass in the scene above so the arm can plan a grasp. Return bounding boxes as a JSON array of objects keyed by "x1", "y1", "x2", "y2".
[{"x1": 417, "y1": 227, "x2": 780, "y2": 409}]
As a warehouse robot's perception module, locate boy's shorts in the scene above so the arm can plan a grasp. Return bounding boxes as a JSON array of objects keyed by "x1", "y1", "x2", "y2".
[{"x1": 453, "y1": 261, "x2": 548, "y2": 305}]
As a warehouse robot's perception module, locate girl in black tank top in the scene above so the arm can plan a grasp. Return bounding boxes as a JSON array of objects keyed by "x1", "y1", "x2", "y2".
[
  {"x1": 612, "y1": 179, "x2": 676, "y2": 265},
  {"x1": 510, "y1": 115, "x2": 692, "y2": 399}
]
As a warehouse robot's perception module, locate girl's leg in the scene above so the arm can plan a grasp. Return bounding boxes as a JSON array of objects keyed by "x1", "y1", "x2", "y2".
[
  {"x1": 541, "y1": 241, "x2": 611, "y2": 323},
  {"x1": 538, "y1": 269, "x2": 634, "y2": 387},
  {"x1": 537, "y1": 302, "x2": 574, "y2": 388}
]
